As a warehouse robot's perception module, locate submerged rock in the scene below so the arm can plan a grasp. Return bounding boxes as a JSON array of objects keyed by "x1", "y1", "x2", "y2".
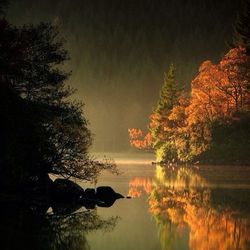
[{"x1": 84, "y1": 188, "x2": 96, "y2": 199}]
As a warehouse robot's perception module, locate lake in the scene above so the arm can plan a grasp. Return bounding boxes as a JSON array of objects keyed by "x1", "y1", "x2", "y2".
[
  {"x1": 84, "y1": 153, "x2": 250, "y2": 250},
  {"x1": 1, "y1": 153, "x2": 250, "y2": 250}
]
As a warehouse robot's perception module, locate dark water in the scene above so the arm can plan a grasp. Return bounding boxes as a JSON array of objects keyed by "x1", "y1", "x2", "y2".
[{"x1": 1, "y1": 153, "x2": 250, "y2": 250}]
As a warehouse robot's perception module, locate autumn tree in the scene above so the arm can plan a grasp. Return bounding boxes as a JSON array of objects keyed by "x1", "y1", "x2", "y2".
[
  {"x1": 185, "y1": 46, "x2": 250, "y2": 161},
  {"x1": 219, "y1": 47, "x2": 250, "y2": 112},
  {"x1": 128, "y1": 128, "x2": 152, "y2": 150},
  {"x1": 129, "y1": 46, "x2": 250, "y2": 164},
  {"x1": 188, "y1": 47, "x2": 250, "y2": 121},
  {"x1": 167, "y1": 94, "x2": 191, "y2": 162}
]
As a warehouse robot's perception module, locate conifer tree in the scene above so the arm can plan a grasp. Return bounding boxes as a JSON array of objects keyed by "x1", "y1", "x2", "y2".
[
  {"x1": 155, "y1": 64, "x2": 178, "y2": 114},
  {"x1": 149, "y1": 64, "x2": 179, "y2": 162}
]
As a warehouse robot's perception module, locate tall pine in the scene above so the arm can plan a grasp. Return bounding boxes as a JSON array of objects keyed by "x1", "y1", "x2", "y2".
[
  {"x1": 155, "y1": 64, "x2": 178, "y2": 114},
  {"x1": 150, "y1": 64, "x2": 179, "y2": 162}
]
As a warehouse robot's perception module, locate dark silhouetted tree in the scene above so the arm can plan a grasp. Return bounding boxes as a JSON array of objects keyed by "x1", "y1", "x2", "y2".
[{"x1": 0, "y1": 19, "x2": 116, "y2": 188}]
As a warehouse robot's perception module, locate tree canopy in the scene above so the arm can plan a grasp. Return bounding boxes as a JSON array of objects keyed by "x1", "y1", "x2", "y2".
[
  {"x1": 128, "y1": 2, "x2": 250, "y2": 164},
  {"x1": 128, "y1": 46, "x2": 250, "y2": 164},
  {"x1": 0, "y1": 18, "x2": 116, "y2": 188}
]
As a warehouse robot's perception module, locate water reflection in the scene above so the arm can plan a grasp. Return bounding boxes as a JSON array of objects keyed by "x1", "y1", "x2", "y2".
[
  {"x1": 0, "y1": 200, "x2": 118, "y2": 250},
  {"x1": 129, "y1": 165, "x2": 250, "y2": 250}
]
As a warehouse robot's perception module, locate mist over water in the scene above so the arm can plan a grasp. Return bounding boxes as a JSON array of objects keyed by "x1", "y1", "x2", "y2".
[
  {"x1": 92, "y1": 152, "x2": 155, "y2": 165},
  {"x1": 7, "y1": 0, "x2": 243, "y2": 151}
]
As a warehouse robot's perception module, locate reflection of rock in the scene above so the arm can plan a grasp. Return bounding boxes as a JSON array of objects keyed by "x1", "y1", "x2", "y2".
[{"x1": 51, "y1": 201, "x2": 83, "y2": 215}]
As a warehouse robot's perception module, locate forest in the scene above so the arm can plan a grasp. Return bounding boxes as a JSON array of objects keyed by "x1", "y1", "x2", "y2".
[{"x1": 129, "y1": 1, "x2": 250, "y2": 165}]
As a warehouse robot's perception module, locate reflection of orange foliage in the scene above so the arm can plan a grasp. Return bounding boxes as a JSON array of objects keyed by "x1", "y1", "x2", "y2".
[
  {"x1": 128, "y1": 128, "x2": 152, "y2": 150},
  {"x1": 147, "y1": 166, "x2": 250, "y2": 250},
  {"x1": 185, "y1": 204, "x2": 250, "y2": 250},
  {"x1": 128, "y1": 177, "x2": 153, "y2": 197},
  {"x1": 128, "y1": 166, "x2": 250, "y2": 249}
]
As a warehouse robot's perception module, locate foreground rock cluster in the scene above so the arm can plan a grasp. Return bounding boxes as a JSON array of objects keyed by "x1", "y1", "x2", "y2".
[{"x1": 52, "y1": 178, "x2": 124, "y2": 209}]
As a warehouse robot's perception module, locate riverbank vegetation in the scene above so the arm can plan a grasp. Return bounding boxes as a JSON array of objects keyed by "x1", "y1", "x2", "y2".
[{"x1": 128, "y1": 1, "x2": 250, "y2": 165}]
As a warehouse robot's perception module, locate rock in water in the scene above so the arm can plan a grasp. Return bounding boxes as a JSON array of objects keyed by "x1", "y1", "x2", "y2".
[
  {"x1": 95, "y1": 186, "x2": 124, "y2": 207},
  {"x1": 84, "y1": 188, "x2": 96, "y2": 200},
  {"x1": 52, "y1": 179, "x2": 84, "y2": 201}
]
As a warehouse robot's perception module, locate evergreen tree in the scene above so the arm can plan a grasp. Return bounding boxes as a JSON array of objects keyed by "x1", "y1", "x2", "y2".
[
  {"x1": 155, "y1": 64, "x2": 178, "y2": 114},
  {"x1": 149, "y1": 64, "x2": 179, "y2": 162},
  {"x1": 232, "y1": 0, "x2": 250, "y2": 54}
]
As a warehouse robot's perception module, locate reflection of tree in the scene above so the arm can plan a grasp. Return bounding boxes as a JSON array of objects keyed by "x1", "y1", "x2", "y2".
[
  {"x1": 128, "y1": 165, "x2": 250, "y2": 250},
  {"x1": 128, "y1": 177, "x2": 153, "y2": 198},
  {"x1": 0, "y1": 202, "x2": 118, "y2": 250}
]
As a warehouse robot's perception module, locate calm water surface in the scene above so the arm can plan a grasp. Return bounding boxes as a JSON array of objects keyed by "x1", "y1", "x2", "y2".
[
  {"x1": 1, "y1": 153, "x2": 250, "y2": 250},
  {"x1": 84, "y1": 153, "x2": 250, "y2": 250}
]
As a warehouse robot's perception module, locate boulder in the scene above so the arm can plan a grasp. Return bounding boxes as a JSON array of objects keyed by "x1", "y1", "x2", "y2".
[
  {"x1": 96, "y1": 186, "x2": 124, "y2": 200},
  {"x1": 51, "y1": 181, "x2": 124, "y2": 209},
  {"x1": 84, "y1": 188, "x2": 96, "y2": 200},
  {"x1": 52, "y1": 179, "x2": 84, "y2": 201},
  {"x1": 95, "y1": 186, "x2": 124, "y2": 207}
]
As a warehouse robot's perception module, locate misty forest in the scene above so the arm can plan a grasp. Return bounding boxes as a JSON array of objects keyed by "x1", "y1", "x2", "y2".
[{"x1": 0, "y1": 0, "x2": 250, "y2": 250}]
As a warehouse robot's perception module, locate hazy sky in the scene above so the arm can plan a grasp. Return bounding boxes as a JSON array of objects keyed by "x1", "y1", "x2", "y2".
[{"x1": 7, "y1": 0, "x2": 243, "y2": 152}]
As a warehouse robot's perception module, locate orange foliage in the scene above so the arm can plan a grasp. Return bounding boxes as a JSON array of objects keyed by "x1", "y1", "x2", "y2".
[
  {"x1": 128, "y1": 177, "x2": 153, "y2": 197},
  {"x1": 189, "y1": 47, "x2": 250, "y2": 124},
  {"x1": 128, "y1": 128, "x2": 152, "y2": 149},
  {"x1": 133, "y1": 166, "x2": 250, "y2": 250},
  {"x1": 128, "y1": 47, "x2": 250, "y2": 161},
  {"x1": 184, "y1": 47, "x2": 250, "y2": 157},
  {"x1": 219, "y1": 47, "x2": 250, "y2": 112}
]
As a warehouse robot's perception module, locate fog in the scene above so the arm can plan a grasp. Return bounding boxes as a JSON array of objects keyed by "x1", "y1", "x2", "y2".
[{"x1": 7, "y1": 0, "x2": 242, "y2": 152}]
